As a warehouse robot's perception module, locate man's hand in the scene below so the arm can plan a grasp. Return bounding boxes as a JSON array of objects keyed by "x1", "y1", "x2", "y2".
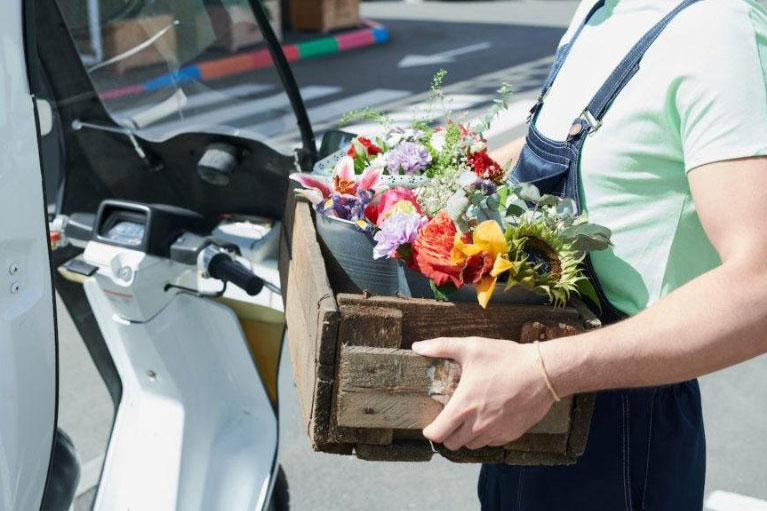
[{"x1": 411, "y1": 337, "x2": 554, "y2": 451}]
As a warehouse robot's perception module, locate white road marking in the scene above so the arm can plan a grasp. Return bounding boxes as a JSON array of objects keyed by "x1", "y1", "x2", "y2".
[
  {"x1": 115, "y1": 83, "x2": 276, "y2": 120},
  {"x1": 706, "y1": 491, "x2": 767, "y2": 511},
  {"x1": 140, "y1": 85, "x2": 342, "y2": 135},
  {"x1": 247, "y1": 89, "x2": 410, "y2": 136},
  {"x1": 481, "y1": 98, "x2": 537, "y2": 138},
  {"x1": 398, "y1": 42, "x2": 493, "y2": 68},
  {"x1": 340, "y1": 93, "x2": 491, "y2": 139}
]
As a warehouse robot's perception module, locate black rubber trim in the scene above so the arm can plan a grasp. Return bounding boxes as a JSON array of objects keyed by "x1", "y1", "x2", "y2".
[
  {"x1": 27, "y1": 20, "x2": 61, "y2": 511},
  {"x1": 247, "y1": 0, "x2": 318, "y2": 170}
]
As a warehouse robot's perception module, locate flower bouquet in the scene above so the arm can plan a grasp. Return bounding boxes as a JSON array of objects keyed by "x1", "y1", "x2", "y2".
[{"x1": 291, "y1": 73, "x2": 612, "y2": 308}]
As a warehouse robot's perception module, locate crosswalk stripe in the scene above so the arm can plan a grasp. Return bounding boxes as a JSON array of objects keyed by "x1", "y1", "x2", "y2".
[
  {"x1": 140, "y1": 85, "x2": 342, "y2": 136},
  {"x1": 329, "y1": 93, "x2": 491, "y2": 142},
  {"x1": 115, "y1": 83, "x2": 276, "y2": 121},
  {"x1": 247, "y1": 89, "x2": 411, "y2": 137},
  {"x1": 481, "y1": 98, "x2": 537, "y2": 139},
  {"x1": 706, "y1": 491, "x2": 767, "y2": 511}
]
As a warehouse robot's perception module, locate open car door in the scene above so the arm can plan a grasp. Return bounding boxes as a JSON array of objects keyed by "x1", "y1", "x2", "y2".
[{"x1": 0, "y1": 1, "x2": 58, "y2": 510}]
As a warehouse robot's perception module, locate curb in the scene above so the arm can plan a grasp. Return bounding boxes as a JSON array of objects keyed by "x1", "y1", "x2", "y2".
[{"x1": 101, "y1": 19, "x2": 390, "y2": 100}]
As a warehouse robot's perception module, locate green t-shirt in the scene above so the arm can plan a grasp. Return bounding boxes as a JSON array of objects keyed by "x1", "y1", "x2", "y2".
[{"x1": 535, "y1": 0, "x2": 767, "y2": 315}]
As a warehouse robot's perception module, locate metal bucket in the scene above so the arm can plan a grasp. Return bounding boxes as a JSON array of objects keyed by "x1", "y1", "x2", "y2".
[
  {"x1": 402, "y1": 267, "x2": 549, "y2": 305},
  {"x1": 316, "y1": 214, "x2": 405, "y2": 296}
]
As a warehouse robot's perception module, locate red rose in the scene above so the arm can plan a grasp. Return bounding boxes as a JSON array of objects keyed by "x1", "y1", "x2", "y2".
[
  {"x1": 469, "y1": 150, "x2": 505, "y2": 183},
  {"x1": 347, "y1": 137, "x2": 382, "y2": 158},
  {"x1": 364, "y1": 187, "x2": 421, "y2": 225},
  {"x1": 411, "y1": 213, "x2": 464, "y2": 287},
  {"x1": 359, "y1": 137, "x2": 382, "y2": 156}
]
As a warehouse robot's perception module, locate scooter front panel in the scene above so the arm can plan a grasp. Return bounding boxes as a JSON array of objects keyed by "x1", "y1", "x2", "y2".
[{"x1": 85, "y1": 286, "x2": 277, "y2": 511}]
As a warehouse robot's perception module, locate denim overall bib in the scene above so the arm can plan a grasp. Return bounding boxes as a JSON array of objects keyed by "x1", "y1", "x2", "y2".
[{"x1": 479, "y1": 1, "x2": 707, "y2": 509}]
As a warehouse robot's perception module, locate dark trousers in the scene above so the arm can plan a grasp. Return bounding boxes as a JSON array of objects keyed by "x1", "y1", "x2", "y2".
[{"x1": 479, "y1": 380, "x2": 706, "y2": 511}]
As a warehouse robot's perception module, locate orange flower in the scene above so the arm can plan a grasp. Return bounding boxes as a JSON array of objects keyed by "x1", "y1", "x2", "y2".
[
  {"x1": 411, "y1": 213, "x2": 465, "y2": 288},
  {"x1": 452, "y1": 220, "x2": 514, "y2": 308}
]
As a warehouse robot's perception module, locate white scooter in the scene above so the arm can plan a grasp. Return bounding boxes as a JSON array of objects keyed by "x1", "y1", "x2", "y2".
[
  {"x1": 55, "y1": 201, "x2": 288, "y2": 510},
  {"x1": 3, "y1": 0, "x2": 352, "y2": 508}
]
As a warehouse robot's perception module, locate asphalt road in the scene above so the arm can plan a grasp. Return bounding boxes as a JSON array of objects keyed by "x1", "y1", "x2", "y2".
[{"x1": 60, "y1": 2, "x2": 767, "y2": 509}]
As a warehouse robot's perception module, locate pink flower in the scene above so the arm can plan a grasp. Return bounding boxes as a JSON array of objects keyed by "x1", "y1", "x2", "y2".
[
  {"x1": 364, "y1": 187, "x2": 421, "y2": 225},
  {"x1": 290, "y1": 156, "x2": 382, "y2": 205}
]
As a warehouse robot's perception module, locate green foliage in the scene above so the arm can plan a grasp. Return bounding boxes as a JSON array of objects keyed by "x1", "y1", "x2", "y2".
[
  {"x1": 473, "y1": 82, "x2": 512, "y2": 134},
  {"x1": 430, "y1": 280, "x2": 457, "y2": 301},
  {"x1": 339, "y1": 107, "x2": 391, "y2": 129},
  {"x1": 576, "y1": 279, "x2": 602, "y2": 313}
]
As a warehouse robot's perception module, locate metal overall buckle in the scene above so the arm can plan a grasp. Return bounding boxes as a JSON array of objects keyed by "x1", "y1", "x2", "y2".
[
  {"x1": 581, "y1": 109, "x2": 602, "y2": 133},
  {"x1": 527, "y1": 100, "x2": 543, "y2": 123},
  {"x1": 568, "y1": 110, "x2": 602, "y2": 141}
]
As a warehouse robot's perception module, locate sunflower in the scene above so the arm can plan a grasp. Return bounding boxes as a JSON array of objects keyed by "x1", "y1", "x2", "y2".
[{"x1": 505, "y1": 219, "x2": 585, "y2": 307}]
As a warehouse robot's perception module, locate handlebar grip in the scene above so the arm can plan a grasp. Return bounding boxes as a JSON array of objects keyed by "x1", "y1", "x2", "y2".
[{"x1": 207, "y1": 253, "x2": 264, "y2": 296}]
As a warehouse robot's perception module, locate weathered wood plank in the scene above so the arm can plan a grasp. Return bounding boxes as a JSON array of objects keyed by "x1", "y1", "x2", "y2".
[
  {"x1": 336, "y1": 294, "x2": 581, "y2": 346},
  {"x1": 337, "y1": 305, "x2": 403, "y2": 348},
  {"x1": 565, "y1": 392, "x2": 597, "y2": 460},
  {"x1": 354, "y1": 441, "x2": 434, "y2": 462},
  {"x1": 284, "y1": 199, "x2": 343, "y2": 449},
  {"x1": 336, "y1": 346, "x2": 573, "y2": 435},
  {"x1": 332, "y1": 306, "x2": 402, "y2": 447}
]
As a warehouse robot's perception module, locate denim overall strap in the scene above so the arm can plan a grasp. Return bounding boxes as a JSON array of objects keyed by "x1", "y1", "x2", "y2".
[
  {"x1": 529, "y1": 0, "x2": 607, "y2": 122},
  {"x1": 539, "y1": 0, "x2": 607, "y2": 100},
  {"x1": 576, "y1": 0, "x2": 704, "y2": 133}
]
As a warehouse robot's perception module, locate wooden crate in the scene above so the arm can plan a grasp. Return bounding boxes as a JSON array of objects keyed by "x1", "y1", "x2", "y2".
[
  {"x1": 289, "y1": 0, "x2": 360, "y2": 33},
  {"x1": 279, "y1": 194, "x2": 600, "y2": 464}
]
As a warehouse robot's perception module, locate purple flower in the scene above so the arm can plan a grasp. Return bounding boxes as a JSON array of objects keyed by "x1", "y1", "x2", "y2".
[
  {"x1": 328, "y1": 190, "x2": 373, "y2": 222},
  {"x1": 317, "y1": 189, "x2": 375, "y2": 227},
  {"x1": 373, "y1": 211, "x2": 427, "y2": 259},
  {"x1": 387, "y1": 141, "x2": 432, "y2": 175},
  {"x1": 477, "y1": 179, "x2": 497, "y2": 195}
]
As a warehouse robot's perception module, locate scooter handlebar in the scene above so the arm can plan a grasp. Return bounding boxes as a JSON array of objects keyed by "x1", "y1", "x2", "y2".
[{"x1": 205, "y1": 250, "x2": 264, "y2": 296}]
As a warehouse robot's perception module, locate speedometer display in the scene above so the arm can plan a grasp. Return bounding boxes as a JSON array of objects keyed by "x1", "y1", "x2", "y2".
[{"x1": 105, "y1": 221, "x2": 145, "y2": 246}]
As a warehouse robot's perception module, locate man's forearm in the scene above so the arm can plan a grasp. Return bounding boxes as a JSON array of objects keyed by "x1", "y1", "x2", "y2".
[
  {"x1": 490, "y1": 136, "x2": 526, "y2": 168},
  {"x1": 544, "y1": 260, "x2": 767, "y2": 396}
]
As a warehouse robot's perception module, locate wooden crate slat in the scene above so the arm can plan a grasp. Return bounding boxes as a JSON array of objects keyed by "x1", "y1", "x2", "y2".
[
  {"x1": 336, "y1": 346, "x2": 573, "y2": 435},
  {"x1": 284, "y1": 199, "x2": 344, "y2": 449},
  {"x1": 329, "y1": 306, "x2": 401, "y2": 445},
  {"x1": 336, "y1": 294, "x2": 580, "y2": 346},
  {"x1": 354, "y1": 441, "x2": 434, "y2": 462}
]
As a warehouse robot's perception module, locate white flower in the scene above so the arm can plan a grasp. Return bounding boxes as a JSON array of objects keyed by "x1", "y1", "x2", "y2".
[{"x1": 430, "y1": 131, "x2": 447, "y2": 153}]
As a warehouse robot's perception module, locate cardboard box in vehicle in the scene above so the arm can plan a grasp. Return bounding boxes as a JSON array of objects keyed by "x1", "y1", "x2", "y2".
[
  {"x1": 290, "y1": 0, "x2": 360, "y2": 33},
  {"x1": 103, "y1": 15, "x2": 178, "y2": 74},
  {"x1": 203, "y1": 1, "x2": 282, "y2": 53}
]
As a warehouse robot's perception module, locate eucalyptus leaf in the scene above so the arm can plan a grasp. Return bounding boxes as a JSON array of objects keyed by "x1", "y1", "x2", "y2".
[
  {"x1": 572, "y1": 234, "x2": 612, "y2": 253},
  {"x1": 538, "y1": 194, "x2": 561, "y2": 208},
  {"x1": 517, "y1": 182, "x2": 542, "y2": 203},
  {"x1": 506, "y1": 199, "x2": 529, "y2": 217},
  {"x1": 555, "y1": 198, "x2": 577, "y2": 218},
  {"x1": 446, "y1": 191, "x2": 470, "y2": 222},
  {"x1": 495, "y1": 185, "x2": 509, "y2": 210}
]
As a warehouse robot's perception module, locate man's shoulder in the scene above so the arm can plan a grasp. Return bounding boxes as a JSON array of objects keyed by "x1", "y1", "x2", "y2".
[
  {"x1": 670, "y1": 0, "x2": 766, "y2": 39},
  {"x1": 657, "y1": 0, "x2": 767, "y2": 73}
]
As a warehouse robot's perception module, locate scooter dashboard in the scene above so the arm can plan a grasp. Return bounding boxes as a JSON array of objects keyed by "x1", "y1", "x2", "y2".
[
  {"x1": 93, "y1": 200, "x2": 214, "y2": 257},
  {"x1": 101, "y1": 216, "x2": 146, "y2": 247}
]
